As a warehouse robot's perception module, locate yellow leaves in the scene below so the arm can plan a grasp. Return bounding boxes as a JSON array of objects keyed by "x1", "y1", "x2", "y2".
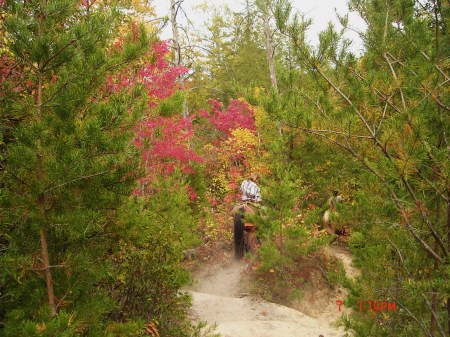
[
  {"x1": 36, "y1": 322, "x2": 47, "y2": 333},
  {"x1": 67, "y1": 310, "x2": 76, "y2": 325},
  {"x1": 252, "y1": 86, "x2": 266, "y2": 100},
  {"x1": 215, "y1": 128, "x2": 257, "y2": 167},
  {"x1": 211, "y1": 175, "x2": 231, "y2": 194},
  {"x1": 390, "y1": 135, "x2": 419, "y2": 178},
  {"x1": 251, "y1": 161, "x2": 271, "y2": 176},
  {"x1": 357, "y1": 56, "x2": 367, "y2": 75},
  {"x1": 229, "y1": 128, "x2": 258, "y2": 148},
  {"x1": 131, "y1": 0, "x2": 156, "y2": 16},
  {"x1": 203, "y1": 144, "x2": 214, "y2": 151},
  {"x1": 252, "y1": 105, "x2": 270, "y2": 130}
]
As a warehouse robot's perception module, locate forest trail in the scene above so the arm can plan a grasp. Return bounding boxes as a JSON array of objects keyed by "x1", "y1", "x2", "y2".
[{"x1": 187, "y1": 245, "x2": 358, "y2": 337}]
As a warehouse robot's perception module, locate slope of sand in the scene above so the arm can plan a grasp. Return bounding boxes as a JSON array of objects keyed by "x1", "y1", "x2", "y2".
[{"x1": 187, "y1": 256, "x2": 351, "y2": 337}]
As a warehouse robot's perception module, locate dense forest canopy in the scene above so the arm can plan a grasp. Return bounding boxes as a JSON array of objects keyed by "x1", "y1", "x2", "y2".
[{"x1": 0, "y1": 0, "x2": 448, "y2": 336}]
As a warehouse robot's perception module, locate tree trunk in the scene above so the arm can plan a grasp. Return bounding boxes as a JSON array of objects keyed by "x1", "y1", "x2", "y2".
[
  {"x1": 37, "y1": 73, "x2": 57, "y2": 318},
  {"x1": 262, "y1": 11, "x2": 278, "y2": 91},
  {"x1": 262, "y1": 9, "x2": 282, "y2": 135},
  {"x1": 170, "y1": 0, "x2": 188, "y2": 118},
  {"x1": 37, "y1": 0, "x2": 56, "y2": 315},
  {"x1": 40, "y1": 227, "x2": 57, "y2": 316}
]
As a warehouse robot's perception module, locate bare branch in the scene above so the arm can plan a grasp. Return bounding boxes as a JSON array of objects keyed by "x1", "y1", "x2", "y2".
[
  {"x1": 388, "y1": 238, "x2": 447, "y2": 337},
  {"x1": 301, "y1": 127, "x2": 373, "y2": 139},
  {"x1": 383, "y1": 53, "x2": 407, "y2": 110},
  {"x1": 314, "y1": 65, "x2": 376, "y2": 137},
  {"x1": 390, "y1": 190, "x2": 445, "y2": 264},
  {"x1": 45, "y1": 170, "x2": 109, "y2": 193}
]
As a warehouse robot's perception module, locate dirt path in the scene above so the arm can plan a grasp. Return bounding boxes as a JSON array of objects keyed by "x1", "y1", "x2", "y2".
[
  {"x1": 187, "y1": 245, "x2": 359, "y2": 337},
  {"x1": 327, "y1": 245, "x2": 360, "y2": 280},
  {"x1": 291, "y1": 245, "x2": 360, "y2": 326}
]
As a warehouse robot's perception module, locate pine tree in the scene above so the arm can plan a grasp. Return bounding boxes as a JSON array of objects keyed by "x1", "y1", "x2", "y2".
[
  {"x1": 0, "y1": 0, "x2": 151, "y2": 334},
  {"x1": 271, "y1": 0, "x2": 449, "y2": 335},
  {"x1": 189, "y1": 4, "x2": 271, "y2": 104}
]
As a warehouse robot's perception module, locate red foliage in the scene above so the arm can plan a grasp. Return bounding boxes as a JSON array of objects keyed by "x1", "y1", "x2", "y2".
[
  {"x1": 81, "y1": 0, "x2": 96, "y2": 9},
  {"x1": 117, "y1": 40, "x2": 203, "y2": 199},
  {"x1": 201, "y1": 99, "x2": 256, "y2": 137},
  {"x1": 0, "y1": 55, "x2": 33, "y2": 97},
  {"x1": 139, "y1": 41, "x2": 188, "y2": 107},
  {"x1": 136, "y1": 115, "x2": 202, "y2": 177},
  {"x1": 186, "y1": 185, "x2": 198, "y2": 202},
  {"x1": 105, "y1": 41, "x2": 188, "y2": 107}
]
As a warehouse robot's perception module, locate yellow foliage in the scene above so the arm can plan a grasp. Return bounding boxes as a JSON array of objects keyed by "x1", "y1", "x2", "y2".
[
  {"x1": 131, "y1": 0, "x2": 156, "y2": 16},
  {"x1": 36, "y1": 322, "x2": 47, "y2": 333},
  {"x1": 237, "y1": 97, "x2": 279, "y2": 141},
  {"x1": 194, "y1": 1, "x2": 210, "y2": 12},
  {"x1": 211, "y1": 175, "x2": 232, "y2": 194},
  {"x1": 252, "y1": 105, "x2": 271, "y2": 130},
  {"x1": 253, "y1": 86, "x2": 266, "y2": 99},
  {"x1": 229, "y1": 128, "x2": 258, "y2": 148},
  {"x1": 250, "y1": 160, "x2": 271, "y2": 176}
]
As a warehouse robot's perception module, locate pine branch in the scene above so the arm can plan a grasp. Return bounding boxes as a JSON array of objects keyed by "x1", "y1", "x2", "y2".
[{"x1": 388, "y1": 238, "x2": 447, "y2": 337}]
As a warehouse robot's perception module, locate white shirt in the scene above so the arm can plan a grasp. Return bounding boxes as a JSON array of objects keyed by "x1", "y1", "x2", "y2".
[{"x1": 240, "y1": 179, "x2": 262, "y2": 202}]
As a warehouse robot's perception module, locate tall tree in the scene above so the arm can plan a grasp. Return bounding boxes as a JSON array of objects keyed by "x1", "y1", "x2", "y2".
[
  {"x1": 189, "y1": 4, "x2": 271, "y2": 104},
  {"x1": 255, "y1": 0, "x2": 278, "y2": 90},
  {"x1": 0, "y1": 0, "x2": 154, "y2": 333},
  {"x1": 271, "y1": 0, "x2": 449, "y2": 335}
]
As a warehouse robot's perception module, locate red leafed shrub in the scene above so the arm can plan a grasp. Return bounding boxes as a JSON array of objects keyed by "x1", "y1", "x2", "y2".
[
  {"x1": 106, "y1": 41, "x2": 188, "y2": 106},
  {"x1": 102, "y1": 38, "x2": 200, "y2": 193},
  {"x1": 200, "y1": 99, "x2": 256, "y2": 137},
  {"x1": 139, "y1": 41, "x2": 188, "y2": 107},
  {"x1": 0, "y1": 55, "x2": 33, "y2": 96},
  {"x1": 136, "y1": 116, "x2": 202, "y2": 178}
]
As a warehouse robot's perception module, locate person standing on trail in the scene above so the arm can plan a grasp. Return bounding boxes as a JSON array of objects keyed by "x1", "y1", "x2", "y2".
[
  {"x1": 240, "y1": 173, "x2": 262, "y2": 203},
  {"x1": 235, "y1": 173, "x2": 261, "y2": 256},
  {"x1": 323, "y1": 190, "x2": 343, "y2": 235},
  {"x1": 328, "y1": 190, "x2": 343, "y2": 210}
]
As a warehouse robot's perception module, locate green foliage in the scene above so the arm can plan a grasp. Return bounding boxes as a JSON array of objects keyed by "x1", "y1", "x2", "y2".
[
  {"x1": 158, "y1": 91, "x2": 186, "y2": 117},
  {"x1": 0, "y1": 1, "x2": 198, "y2": 336},
  {"x1": 302, "y1": 207, "x2": 323, "y2": 227},
  {"x1": 262, "y1": 0, "x2": 450, "y2": 334},
  {"x1": 188, "y1": 4, "x2": 271, "y2": 104},
  {"x1": 258, "y1": 241, "x2": 284, "y2": 273},
  {"x1": 348, "y1": 231, "x2": 365, "y2": 249},
  {"x1": 105, "y1": 320, "x2": 146, "y2": 337},
  {"x1": 326, "y1": 260, "x2": 347, "y2": 288},
  {"x1": 247, "y1": 144, "x2": 331, "y2": 302},
  {"x1": 107, "y1": 185, "x2": 196, "y2": 336}
]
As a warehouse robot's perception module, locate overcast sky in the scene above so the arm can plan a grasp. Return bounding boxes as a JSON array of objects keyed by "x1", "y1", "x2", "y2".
[{"x1": 151, "y1": 0, "x2": 366, "y2": 54}]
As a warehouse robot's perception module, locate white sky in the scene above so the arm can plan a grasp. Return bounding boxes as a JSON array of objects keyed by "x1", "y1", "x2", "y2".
[{"x1": 151, "y1": 0, "x2": 366, "y2": 54}]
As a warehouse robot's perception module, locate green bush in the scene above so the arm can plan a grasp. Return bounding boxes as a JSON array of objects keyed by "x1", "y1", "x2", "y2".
[
  {"x1": 258, "y1": 242, "x2": 283, "y2": 272},
  {"x1": 348, "y1": 231, "x2": 365, "y2": 249}
]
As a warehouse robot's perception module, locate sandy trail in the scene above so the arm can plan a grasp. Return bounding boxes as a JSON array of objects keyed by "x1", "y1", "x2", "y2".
[
  {"x1": 327, "y1": 245, "x2": 360, "y2": 280},
  {"x1": 187, "y1": 245, "x2": 358, "y2": 337}
]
